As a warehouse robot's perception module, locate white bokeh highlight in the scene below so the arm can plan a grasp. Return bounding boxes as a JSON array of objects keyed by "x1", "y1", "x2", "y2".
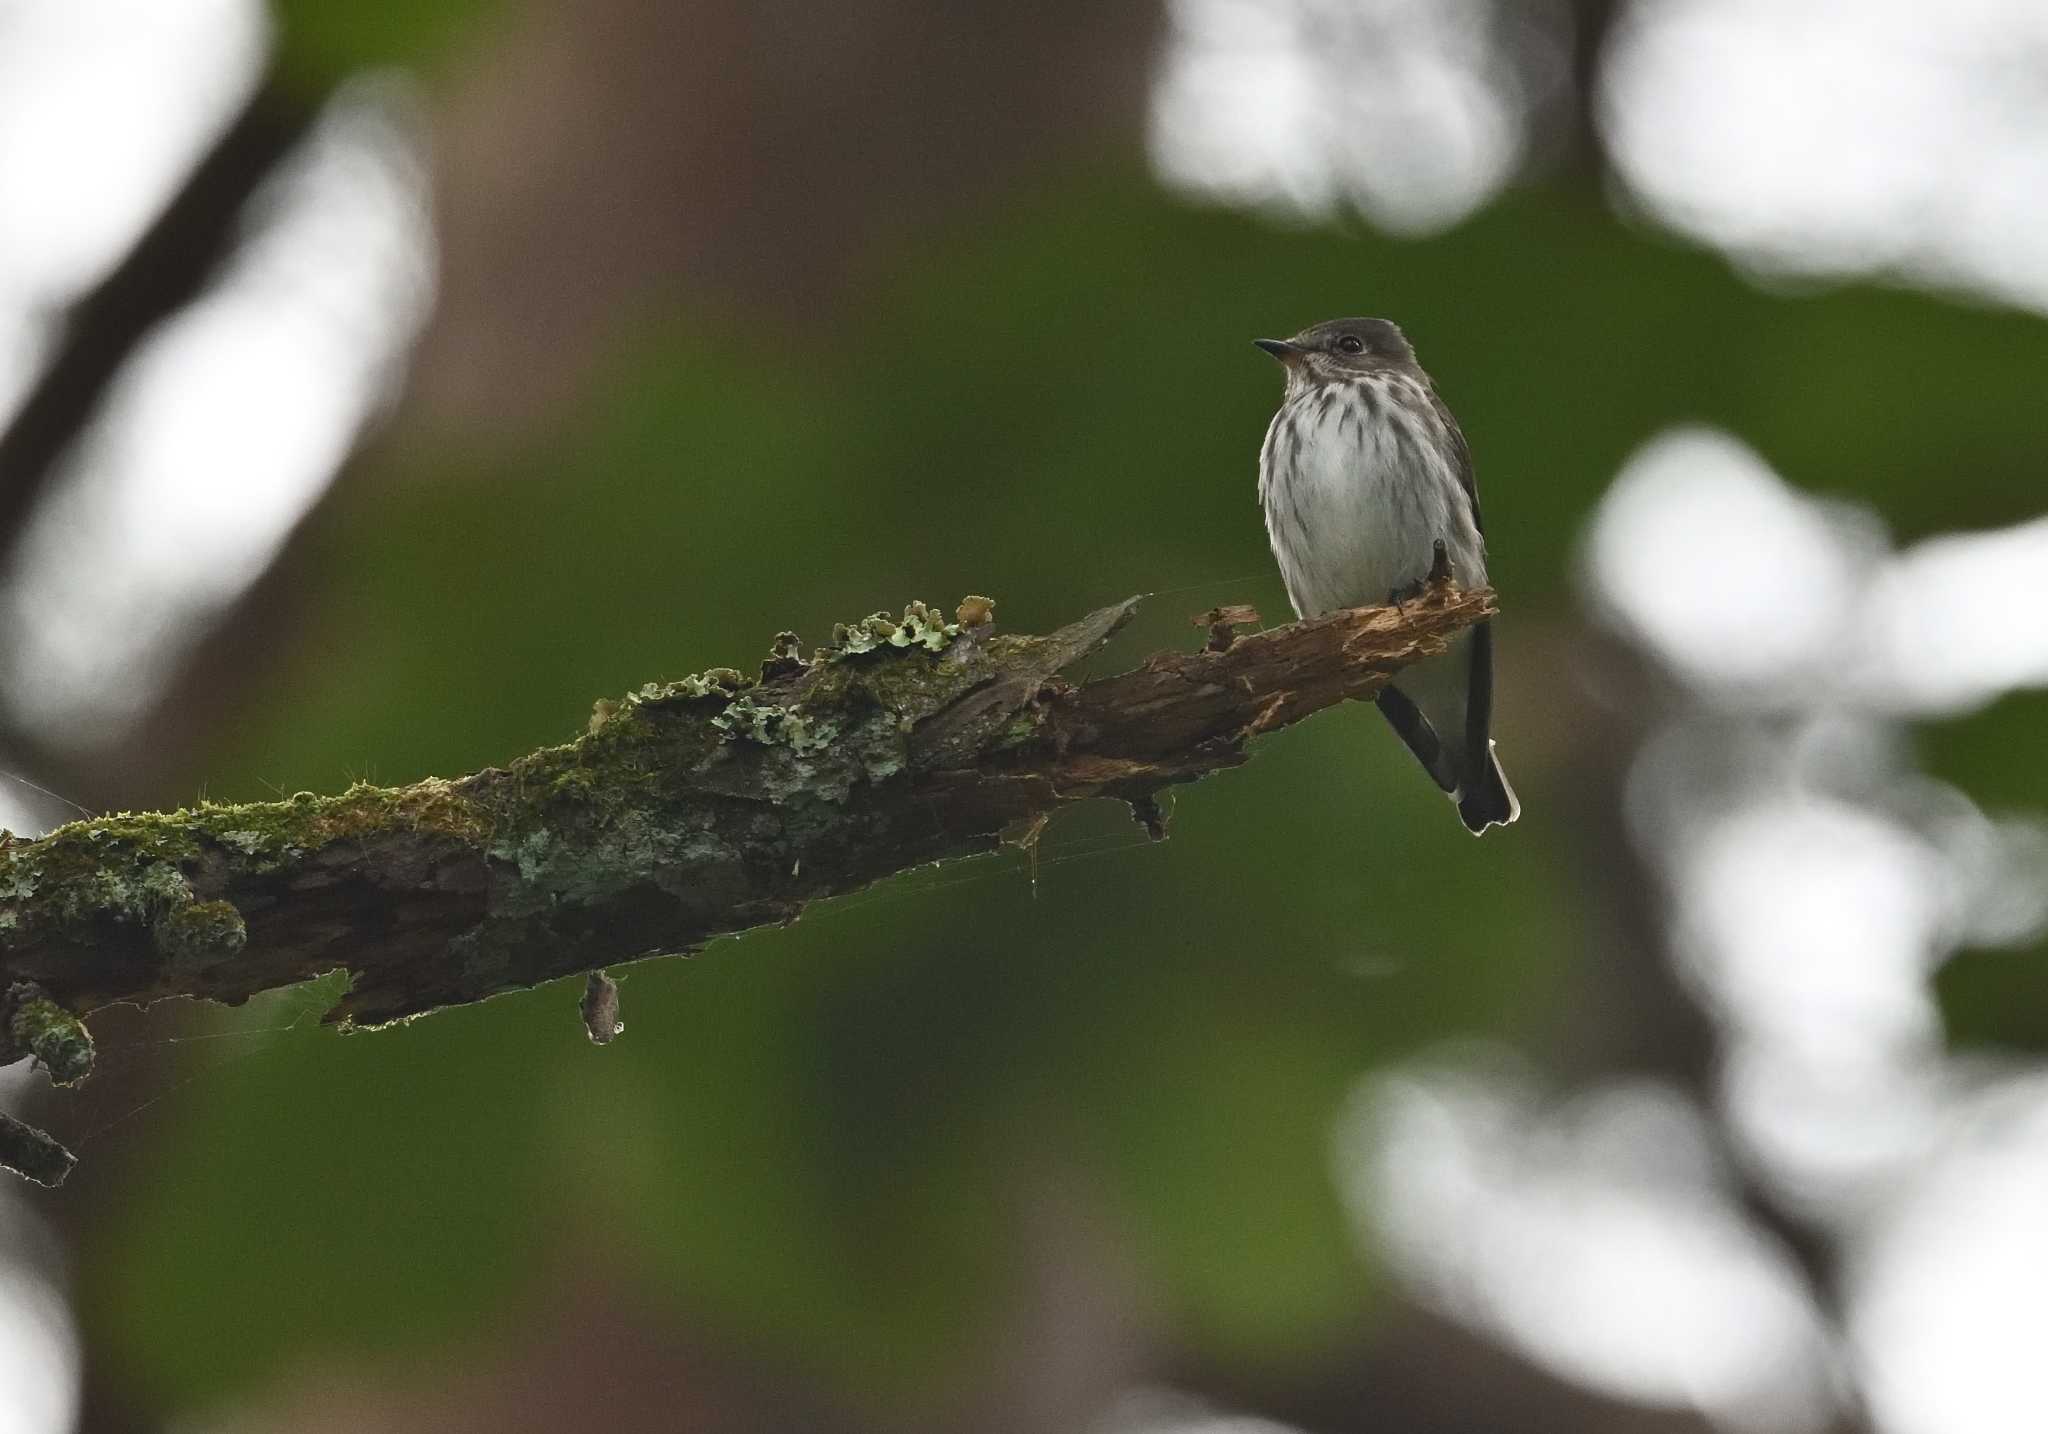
[
  {"x1": 1340, "y1": 1063, "x2": 1837, "y2": 1432},
  {"x1": 1857, "y1": 516, "x2": 2048, "y2": 715},
  {"x1": 1149, "y1": 0, "x2": 1537, "y2": 234},
  {"x1": 1582, "y1": 428, "x2": 1879, "y2": 701},
  {"x1": 0, "y1": 1264, "x2": 77, "y2": 1434},
  {"x1": 0, "y1": 0, "x2": 268, "y2": 309},
  {"x1": 1586, "y1": 413, "x2": 2048, "y2": 1431},
  {"x1": 1592, "y1": 425, "x2": 2048, "y2": 1204},
  {"x1": 1585, "y1": 425, "x2": 2048, "y2": 718},
  {"x1": 1852, "y1": 1074, "x2": 2048, "y2": 1434},
  {"x1": 1671, "y1": 797, "x2": 1944, "y2": 1061},
  {"x1": 1603, "y1": 0, "x2": 2048, "y2": 314},
  {"x1": 0, "y1": 1070, "x2": 80, "y2": 1434},
  {"x1": 0, "y1": 78, "x2": 435, "y2": 751},
  {"x1": 0, "y1": 0, "x2": 269, "y2": 434}
]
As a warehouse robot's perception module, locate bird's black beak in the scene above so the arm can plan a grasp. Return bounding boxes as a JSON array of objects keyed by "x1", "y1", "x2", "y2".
[{"x1": 1254, "y1": 338, "x2": 1302, "y2": 362}]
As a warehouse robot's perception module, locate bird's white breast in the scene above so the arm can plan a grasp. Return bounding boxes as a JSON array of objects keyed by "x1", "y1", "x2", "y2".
[{"x1": 1259, "y1": 374, "x2": 1485, "y2": 618}]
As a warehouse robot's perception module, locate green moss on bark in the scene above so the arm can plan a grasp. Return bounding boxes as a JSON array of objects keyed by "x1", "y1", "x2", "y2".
[
  {"x1": 154, "y1": 899, "x2": 248, "y2": 974},
  {"x1": 6, "y1": 983, "x2": 94, "y2": 1086}
]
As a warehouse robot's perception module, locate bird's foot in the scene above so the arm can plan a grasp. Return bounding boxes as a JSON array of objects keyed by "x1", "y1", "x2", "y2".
[
  {"x1": 1426, "y1": 538, "x2": 1455, "y2": 590},
  {"x1": 1390, "y1": 542, "x2": 1457, "y2": 613}
]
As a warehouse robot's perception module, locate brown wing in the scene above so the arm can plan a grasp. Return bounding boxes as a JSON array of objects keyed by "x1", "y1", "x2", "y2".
[{"x1": 1426, "y1": 384, "x2": 1483, "y2": 536}]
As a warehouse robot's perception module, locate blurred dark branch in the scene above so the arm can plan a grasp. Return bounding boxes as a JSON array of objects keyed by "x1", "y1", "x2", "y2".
[
  {"x1": 0, "y1": 586, "x2": 1493, "y2": 1180},
  {"x1": 1562, "y1": 0, "x2": 1622, "y2": 173},
  {"x1": 0, "y1": 79, "x2": 313, "y2": 549},
  {"x1": 1495, "y1": 0, "x2": 1622, "y2": 185}
]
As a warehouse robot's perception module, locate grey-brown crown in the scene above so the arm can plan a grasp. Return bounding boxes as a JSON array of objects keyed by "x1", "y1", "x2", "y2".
[{"x1": 1254, "y1": 317, "x2": 1417, "y2": 372}]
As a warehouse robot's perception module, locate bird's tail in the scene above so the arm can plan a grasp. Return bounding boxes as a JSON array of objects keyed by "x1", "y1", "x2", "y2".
[
  {"x1": 1456, "y1": 743, "x2": 1519, "y2": 835},
  {"x1": 1376, "y1": 643, "x2": 1523, "y2": 835}
]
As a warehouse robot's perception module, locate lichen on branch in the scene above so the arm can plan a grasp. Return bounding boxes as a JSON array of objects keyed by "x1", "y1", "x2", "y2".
[{"x1": 0, "y1": 583, "x2": 1495, "y2": 1180}]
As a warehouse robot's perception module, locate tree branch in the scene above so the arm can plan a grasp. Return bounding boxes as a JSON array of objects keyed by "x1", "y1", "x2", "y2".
[{"x1": 0, "y1": 587, "x2": 1493, "y2": 1180}]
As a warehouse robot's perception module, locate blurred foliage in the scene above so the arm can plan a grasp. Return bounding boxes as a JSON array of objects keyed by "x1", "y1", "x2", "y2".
[
  {"x1": 270, "y1": 0, "x2": 509, "y2": 97},
  {"x1": 1920, "y1": 692, "x2": 2048, "y2": 821},
  {"x1": 78, "y1": 146, "x2": 2048, "y2": 1413},
  {"x1": 1925, "y1": 691, "x2": 2048, "y2": 1052},
  {"x1": 1936, "y1": 943, "x2": 2048, "y2": 1054}
]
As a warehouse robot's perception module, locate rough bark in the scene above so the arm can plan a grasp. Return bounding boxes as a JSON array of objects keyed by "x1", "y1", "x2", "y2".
[{"x1": 0, "y1": 586, "x2": 1492, "y2": 1181}]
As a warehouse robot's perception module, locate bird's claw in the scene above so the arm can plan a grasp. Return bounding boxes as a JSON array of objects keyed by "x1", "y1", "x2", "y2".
[
  {"x1": 1389, "y1": 541, "x2": 1456, "y2": 614},
  {"x1": 1426, "y1": 538, "x2": 1455, "y2": 589}
]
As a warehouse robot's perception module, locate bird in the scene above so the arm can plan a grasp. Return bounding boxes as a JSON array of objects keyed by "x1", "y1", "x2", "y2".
[{"x1": 1253, "y1": 317, "x2": 1518, "y2": 834}]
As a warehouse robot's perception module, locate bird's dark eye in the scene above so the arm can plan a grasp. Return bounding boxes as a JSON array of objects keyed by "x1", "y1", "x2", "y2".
[{"x1": 1336, "y1": 335, "x2": 1365, "y2": 354}]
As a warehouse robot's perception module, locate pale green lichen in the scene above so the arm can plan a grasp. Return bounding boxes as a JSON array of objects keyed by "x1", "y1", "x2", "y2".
[
  {"x1": 710, "y1": 693, "x2": 839, "y2": 753},
  {"x1": 136, "y1": 862, "x2": 193, "y2": 917},
  {"x1": 500, "y1": 826, "x2": 555, "y2": 882},
  {"x1": 480, "y1": 803, "x2": 743, "y2": 936},
  {"x1": 572, "y1": 602, "x2": 973, "y2": 773},
  {"x1": 7, "y1": 984, "x2": 94, "y2": 1087},
  {"x1": 0, "y1": 863, "x2": 35, "y2": 902},
  {"x1": 827, "y1": 600, "x2": 959, "y2": 656},
  {"x1": 631, "y1": 666, "x2": 751, "y2": 708},
  {"x1": 760, "y1": 630, "x2": 804, "y2": 679},
  {"x1": 3, "y1": 824, "x2": 200, "y2": 935}
]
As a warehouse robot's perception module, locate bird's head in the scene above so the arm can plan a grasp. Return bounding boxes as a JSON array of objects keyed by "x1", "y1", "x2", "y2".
[{"x1": 1255, "y1": 317, "x2": 1416, "y2": 389}]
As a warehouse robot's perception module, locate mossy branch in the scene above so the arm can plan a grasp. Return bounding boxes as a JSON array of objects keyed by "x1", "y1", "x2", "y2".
[{"x1": 0, "y1": 586, "x2": 1494, "y2": 1183}]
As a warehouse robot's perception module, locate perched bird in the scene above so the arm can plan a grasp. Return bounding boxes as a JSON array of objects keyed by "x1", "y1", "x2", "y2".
[{"x1": 1254, "y1": 317, "x2": 1518, "y2": 833}]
